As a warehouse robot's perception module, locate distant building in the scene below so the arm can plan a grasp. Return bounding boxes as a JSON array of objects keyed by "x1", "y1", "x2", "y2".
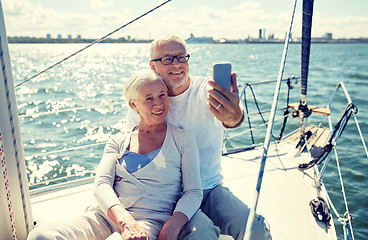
[
  {"x1": 77, "y1": 35, "x2": 82, "y2": 39},
  {"x1": 57, "y1": 34, "x2": 62, "y2": 39},
  {"x1": 324, "y1": 33, "x2": 333, "y2": 40},
  {"x1": 46, "y1": 34, "x2": 51, "y2": 39},
  {"x1": 259, "y1": 29, "x2": 266, "y2": 39},
  {"x1": 68, "y1": 35, "x2": 72, "y2": 39},
  {"x1": 186, "y1": 33, "x2": 213, "y2": 43}
]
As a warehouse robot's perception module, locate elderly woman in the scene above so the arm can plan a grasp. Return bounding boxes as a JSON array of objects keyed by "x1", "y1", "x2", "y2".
[
  {"x1": 27, "y1": 71, "x2": 203, "y2": 240},
  {"x1": 95, "y1": 71, "x2": 203, "y2": 240}
]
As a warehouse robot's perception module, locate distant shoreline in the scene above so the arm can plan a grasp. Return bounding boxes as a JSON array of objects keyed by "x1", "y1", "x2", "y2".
[
  {"x1": 7, "y1": 36, "x2": 152, "y2": 44},
  {"x1": 7, "y1": 36, "x2": 368, "y2": 44}
]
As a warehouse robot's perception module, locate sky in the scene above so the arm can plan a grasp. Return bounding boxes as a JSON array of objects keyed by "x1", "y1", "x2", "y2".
[{"x1": 2, "y1": 0, "x2": 368, "y2": 40}]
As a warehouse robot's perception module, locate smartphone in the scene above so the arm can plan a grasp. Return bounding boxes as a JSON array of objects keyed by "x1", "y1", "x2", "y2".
[{"x1": 213, "y1": 63, "x2": 232, "y2": 91}]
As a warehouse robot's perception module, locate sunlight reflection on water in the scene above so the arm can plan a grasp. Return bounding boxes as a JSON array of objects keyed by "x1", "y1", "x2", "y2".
[{"x1": 8, "y1": 42, "x2": 368, "y2": 238}]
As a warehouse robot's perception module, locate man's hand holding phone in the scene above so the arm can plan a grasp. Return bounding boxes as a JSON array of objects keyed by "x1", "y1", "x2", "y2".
[{"x1": 207, "y1": 62, "x2": 244, "y2": 128}]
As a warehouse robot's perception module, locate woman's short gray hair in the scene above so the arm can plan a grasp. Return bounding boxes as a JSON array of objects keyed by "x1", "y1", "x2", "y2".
[{"x1": 124, "y1": 70, "x2": 166, "y2": 109}]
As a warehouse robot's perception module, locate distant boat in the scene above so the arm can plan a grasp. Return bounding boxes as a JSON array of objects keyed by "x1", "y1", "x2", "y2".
[{"x1": 186, "y1": 33, "x2": 214, "y2": 43}]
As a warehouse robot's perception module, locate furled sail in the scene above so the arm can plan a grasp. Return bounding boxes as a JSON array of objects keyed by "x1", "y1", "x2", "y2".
[{"x1": 300, "y1": 0, "x2": 314, "y2": 106}]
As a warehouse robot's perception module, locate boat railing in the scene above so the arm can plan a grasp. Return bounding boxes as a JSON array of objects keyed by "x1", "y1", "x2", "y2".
[
  {"x1": 29, "y1": 175, "x2": 95, "y2": 197},
  {"x1": 223, "y1": 75, "x2": 299, "y2": 153},
  {"x1": 326, "y1": 82, "x2": 368, "y2": 158},
  {"x1": 222, "y1": 76, "x2": 368, "y2": 240},
  {"x1": 23, "y1": 75, "x2": 298, "y2": 192},
  {"x1": 321, "y1": 81, "x2": 367, "y2": 240}
]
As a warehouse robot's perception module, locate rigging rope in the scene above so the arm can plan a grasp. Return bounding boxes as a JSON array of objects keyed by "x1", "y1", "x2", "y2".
[
  {"x1": 298, "y1": 103, "x2": 357, "y2": 170},
  {"x1": 26, "y1": 141, "x2": 106, "y2": 159},
  {"x1": 223, "y1": 76, "x2": 298, "y2": 149},
  {"x1": 14, "y1": 0, "x2": 173, "y2": 88},
  {"x1": 1, "y1": 34, "x2": 31, "y2": 234},
  {"x1": 225, "y1": 112, "x2": 291, "y2": 141},
  {"x1": 18, "y1": 101, "x2": 126, "y2": 118},
  {"x1": 335, "y1": 82, "x2": 368, "y2": 159},
  {"x1": 0, "y1": 133, "x2": 17, "y2": 240},
  {"x1": 238, "y1": 76, "x2": 299, "y2": 88},
  {"x1": 244, "y1": 0, "x2": 298, "y2": 238},
  {"x1": 222, "y1": 76, "x2": 297, "y2": 149},
  {"x1": 295, "y1": 84, "x2": 358, "y2": 240},
  {"x1": 334, "y1": 148, "x2": 356, "y2": 240},
  {"x1": 240, "y1": 76, "x2": 295, "y2": 145},
  {"x1": 277, "y1": 77, "x2": 293, "y2": 140},
  {"x1": 29, "y1": 170, "x2": 95, "y2": 188}
]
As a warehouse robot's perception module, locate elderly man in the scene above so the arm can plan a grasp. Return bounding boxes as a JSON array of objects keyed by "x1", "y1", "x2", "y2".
[{"x1": 127, "y1": 34, "x2": 271, "y2": 240}]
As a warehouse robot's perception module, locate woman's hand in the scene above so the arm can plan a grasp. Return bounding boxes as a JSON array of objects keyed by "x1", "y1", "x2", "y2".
[
  {"x1": 120, "y1": 222, "x2": 149, "y2": 240},
  {"x1": 157, "y1": 212, "x2": 188, "y2": 240},
  {"x1": 108, "y1": 205, "x2": 149, "y2": 240}
]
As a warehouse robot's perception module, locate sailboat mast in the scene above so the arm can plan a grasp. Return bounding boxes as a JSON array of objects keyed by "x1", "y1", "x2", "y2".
[
  {"x1": 301, "y1": 0, "x2": 314, "y2": 107},
  {"x1": 0, "y1": 2, "x2": 34, "y2": 239}
]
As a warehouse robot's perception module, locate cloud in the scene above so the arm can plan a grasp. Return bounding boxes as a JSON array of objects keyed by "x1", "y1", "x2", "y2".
[
  {"x1": 2, "y1": 0, "x2": 30, "y2": 15},
  {"x1": 3, "y1": 0, "x2": 58, "y2": 36},
  {"x1": 3, "y1": 0, "x2": 121, "y2": 38},
  {"x1": 89, "y1": 0, "x2": 114, "y2": 10},
  {"x1": 2, "y1": 0, "x2": 368, "y2": 39},
  {"x1": 137, "y1": 2, "x2": 293, "y2": 40},
  {"x1": 314, "y1": 15, "x2": 368, "y2": 38}
]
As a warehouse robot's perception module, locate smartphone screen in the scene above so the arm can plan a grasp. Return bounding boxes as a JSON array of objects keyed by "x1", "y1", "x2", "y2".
[{"x1": 213, "y1": 63, "x2": 231, "y2": 91}]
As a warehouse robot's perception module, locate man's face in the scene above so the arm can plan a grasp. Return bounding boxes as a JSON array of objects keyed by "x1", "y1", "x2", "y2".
[{"x1": 150, "y1": 40, "x2": 190, "y2": 96}]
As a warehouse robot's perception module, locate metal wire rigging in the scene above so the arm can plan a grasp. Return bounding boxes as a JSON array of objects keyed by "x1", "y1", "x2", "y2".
[{"x1": 14, "y1": 0, "x2": 173, "y2": 88}]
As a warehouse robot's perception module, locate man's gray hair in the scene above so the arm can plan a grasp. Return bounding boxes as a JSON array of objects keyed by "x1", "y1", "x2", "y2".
[{"x1": 150, "y1": 34, "x2": 187, "y2": 59}]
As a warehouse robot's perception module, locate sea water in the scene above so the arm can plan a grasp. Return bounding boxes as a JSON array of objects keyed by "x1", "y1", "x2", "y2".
[{"x1": 8, "y1": 42, "x2": 368, "y2": 238}]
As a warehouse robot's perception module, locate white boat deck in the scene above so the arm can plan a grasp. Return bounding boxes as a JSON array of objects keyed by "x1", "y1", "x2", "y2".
[
  {"x1": 220, "y1": 143, "x2": 336, "y2": 239},
  {"x1": 30, "y1": 127, "x2": 337, "y2": 239}
]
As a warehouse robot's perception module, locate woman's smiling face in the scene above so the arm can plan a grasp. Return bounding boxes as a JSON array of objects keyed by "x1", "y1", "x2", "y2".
[{"x1": 130, "y1": 78, "x2": 169, "y2": 126}]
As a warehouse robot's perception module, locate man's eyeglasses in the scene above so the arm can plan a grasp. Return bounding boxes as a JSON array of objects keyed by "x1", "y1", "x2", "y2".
[{"x1": 151, "y1": 54, "x2": 190, "y2": 65}]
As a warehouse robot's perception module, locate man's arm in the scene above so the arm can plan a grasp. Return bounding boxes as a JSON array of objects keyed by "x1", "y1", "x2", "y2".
[{"x1": 207, "y1": 72, "x2": 244, "y2": 128}]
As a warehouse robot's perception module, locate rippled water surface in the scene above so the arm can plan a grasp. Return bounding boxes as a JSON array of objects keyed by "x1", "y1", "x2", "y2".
[{"x1": 8, "y1": 43, "x2": 368, "y2": 238}]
